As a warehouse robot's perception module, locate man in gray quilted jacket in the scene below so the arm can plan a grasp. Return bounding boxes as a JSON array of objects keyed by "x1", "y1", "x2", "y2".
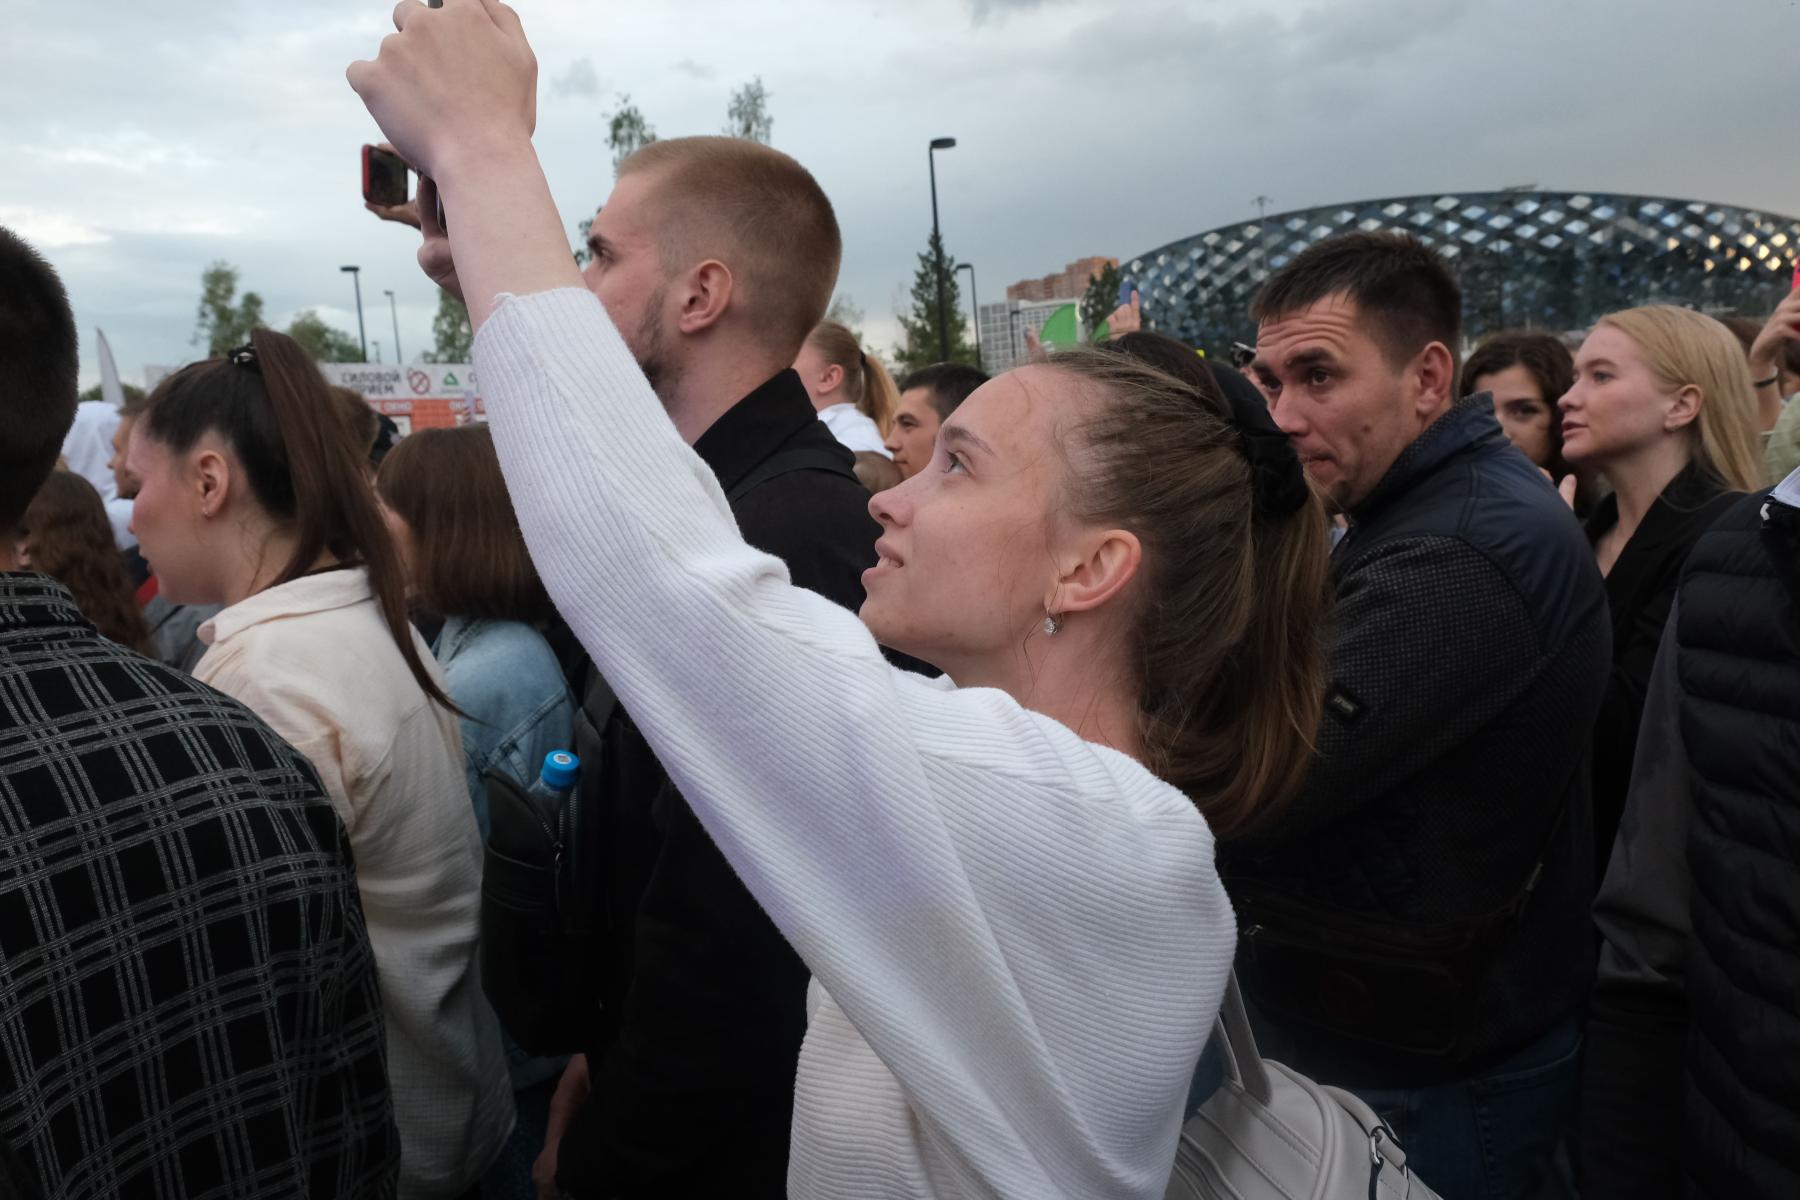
[{"x1": 1227, "y1": 231, "x2": 1609, "y2": 1200}]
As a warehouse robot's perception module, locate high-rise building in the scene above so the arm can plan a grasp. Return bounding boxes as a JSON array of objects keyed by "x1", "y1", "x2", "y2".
[
  {"x1": 1005, "y1": 256, "x2": 1119, "y2": 304},
  {"x1": 977, "y1": 298, "x2": 1085, "y2": 372},
  {"x1": 976, "y1": 256, "x2": 1119, "y2": 370}
]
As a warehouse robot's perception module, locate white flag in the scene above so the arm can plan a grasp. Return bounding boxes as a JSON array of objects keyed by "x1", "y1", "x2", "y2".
[{"x1": 96, "y1": 328, "x2": 125, "y2": 408}]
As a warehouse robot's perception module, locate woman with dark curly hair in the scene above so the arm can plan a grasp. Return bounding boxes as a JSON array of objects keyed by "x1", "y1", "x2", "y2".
[{"x1": 20, "y1": 470, "x2": 154, "y2": 656}]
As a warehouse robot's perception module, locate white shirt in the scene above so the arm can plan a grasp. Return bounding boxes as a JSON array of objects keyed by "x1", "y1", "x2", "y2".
[
  {"x1": 817, "y1": 402, "x2": 893, "y2": 457},
  {"x1": 196, "y1": 568, "x2": 514, "y2": 1198},
  {"x1": 475, "y1": 289, "x2": 1231, "y2": 1200}
]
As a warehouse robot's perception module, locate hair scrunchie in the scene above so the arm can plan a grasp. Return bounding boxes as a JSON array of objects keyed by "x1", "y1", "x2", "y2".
[{"x1": 1219, "y1": 377, "x2": 1310, "y2": 518}]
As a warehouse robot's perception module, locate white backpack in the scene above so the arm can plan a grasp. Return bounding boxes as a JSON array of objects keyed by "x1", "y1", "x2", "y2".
[{"x1": 1164, "y1": 975, "x2": 1442, "y2": 1200}]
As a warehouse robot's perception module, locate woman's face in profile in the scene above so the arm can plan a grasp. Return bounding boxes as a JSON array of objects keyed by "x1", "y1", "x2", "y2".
[{"x1": 859, "y1": 367, "x2": 1085, "y2": 678}]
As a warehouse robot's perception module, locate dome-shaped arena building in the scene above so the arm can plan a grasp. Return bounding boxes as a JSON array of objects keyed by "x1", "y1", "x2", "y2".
[{"x1": 1127, "y1": 190, "x2": 1800, "y2": 353}]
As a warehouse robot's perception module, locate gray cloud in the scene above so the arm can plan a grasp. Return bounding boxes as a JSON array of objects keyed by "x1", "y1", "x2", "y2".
[
  {"x1": 550, "y1": 57, "x2": 601, "y2": 99},
  {"x1": 8, "y1": 0, "x2": 1797, "y2": 382}
]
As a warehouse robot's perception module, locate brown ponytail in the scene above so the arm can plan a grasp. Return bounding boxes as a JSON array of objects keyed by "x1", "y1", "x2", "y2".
[
  {"x1": 141, "y1": 328, "x2": 457, "y2": 712},
  {"x1": 1051, "y1": 347, "x2": 1332, "y2": 840},
  {"x1": 806, "y1": 320, "x2": 898, "y2": 435}
]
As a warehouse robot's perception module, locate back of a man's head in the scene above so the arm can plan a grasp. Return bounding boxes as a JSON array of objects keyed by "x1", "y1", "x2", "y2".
[
  {"x1": 1251, "y1": 231, "x2": 1463, "y2": 379},
  {"x1": 898, "y1": 363, "x2": 989, "y2": 421},
  {"x1": 618, "y1": 136, "x2": 841, "y2": 361},
  {"x1": 0, "y1": 227, "x2": 79, "y2": 537}
]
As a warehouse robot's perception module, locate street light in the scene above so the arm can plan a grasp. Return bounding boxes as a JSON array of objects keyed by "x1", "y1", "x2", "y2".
[
  {"x1": 384, "y1": 289, "x2": 403, "y2": 364},
  {"x1": 928, "y1": 137, "x2": 957, "y2": 362},
  {"x1": 340, "y1": 265, "x2": 368, "y2": 362},
  {"x1": 957, "y1": 262, "x2": 981, "y2": 370},
  {"x1": 372, "y1": 339, "x2": 383, "y2": 365}
]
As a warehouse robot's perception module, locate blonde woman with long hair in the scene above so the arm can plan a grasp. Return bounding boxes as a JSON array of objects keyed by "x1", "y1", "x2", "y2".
[
  {"x1": 1559, "y1": 304, "x2": 1761, "y2": 875},
  {"x1": 794, "y1": 319, "x2": 900, "y2": 454}
]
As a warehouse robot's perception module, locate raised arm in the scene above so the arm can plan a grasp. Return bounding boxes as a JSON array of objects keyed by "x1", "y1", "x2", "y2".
[{"x1": 349, "y1": 7, "x2": 1226, "y2": 1194}]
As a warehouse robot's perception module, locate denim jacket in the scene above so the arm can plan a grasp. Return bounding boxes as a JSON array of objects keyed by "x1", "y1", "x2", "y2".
[{"x1": 433, "y1": 615, "x2": 576, "y2": 840}]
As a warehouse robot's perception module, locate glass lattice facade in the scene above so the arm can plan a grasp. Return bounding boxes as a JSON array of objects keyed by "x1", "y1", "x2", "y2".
[{"x1": 1128, "y1": 191, "x2": 1800, "y2": 354}]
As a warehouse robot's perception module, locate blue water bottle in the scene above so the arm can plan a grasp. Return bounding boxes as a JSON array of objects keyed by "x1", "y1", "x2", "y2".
[{"x1": 527, "y1": 750, "x2": 580, "y2": 815}]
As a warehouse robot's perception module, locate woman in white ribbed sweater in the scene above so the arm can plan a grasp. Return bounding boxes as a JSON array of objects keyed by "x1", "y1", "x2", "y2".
[{"x1": 350, "y1": 6, "x2": 1331, "y2": 1196}]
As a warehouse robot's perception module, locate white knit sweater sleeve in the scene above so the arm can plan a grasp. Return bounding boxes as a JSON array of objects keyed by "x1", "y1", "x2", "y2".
[{"x1": 474, "y1": 288, "x2": 1233, "y2": 1197}]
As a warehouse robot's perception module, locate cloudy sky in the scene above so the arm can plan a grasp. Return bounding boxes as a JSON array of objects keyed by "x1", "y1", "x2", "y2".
[{"x1": 6, "y1": 0, "x2": 1796, "y2": 388}]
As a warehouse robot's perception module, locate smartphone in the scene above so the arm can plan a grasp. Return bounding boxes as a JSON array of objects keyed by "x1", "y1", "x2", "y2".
[
  {"x1": 1118, "y1": 276, "x2": 1137, "y2": 307},
  {"x1": 363, "y1": 145, "x2": 409, "y2": 207}
]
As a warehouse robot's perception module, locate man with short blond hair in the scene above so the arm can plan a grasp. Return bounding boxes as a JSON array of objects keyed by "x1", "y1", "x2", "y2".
[{"x1": 410, "y1": 136, "x2": 881, "y2": 1197}]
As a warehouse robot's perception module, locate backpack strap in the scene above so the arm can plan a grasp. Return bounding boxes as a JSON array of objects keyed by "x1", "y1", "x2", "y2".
[{"x1": 725, "y1": 446, "x2": 860, "y2": 503}]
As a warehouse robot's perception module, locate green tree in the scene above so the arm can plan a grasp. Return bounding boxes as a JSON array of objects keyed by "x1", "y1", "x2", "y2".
[
  {"x1": 724, "y1": 77, "x2": 772, "y2": 144},
  {"x1": 284, "y1": 310, "x2": 364, "y2": 362},
  {"x1": 423, "y1": 290, "x2": 474, "y2": 363},
  {"x1": 607, "y1": 94, "x2": 658, "y2": 169},
  {"x1": 78, "y1": 382, "x2": 147, "y2": 405},
  {"x1": 1080, "y1": 261, "x2": 1123, "y2": 341},
  {"x1": 892, "y1": 230, "x2": 978, "y2": 374},
  {"x1": 193, "y1": 261, "x2": 265, "y2": 356},
  {"x1": 574, "y1": 94, "x2": 660, "y2": 265}
]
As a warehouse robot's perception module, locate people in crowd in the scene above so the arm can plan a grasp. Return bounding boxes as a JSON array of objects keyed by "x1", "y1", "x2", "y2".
[
  {"x1": 59, "y1": 394, "x2": 134, "y2": 549},
  {"x1": 109, "y1": 386, "x2": 220, "y2": 670},
  {"x1": 1233, "y1": 231, "x2": 1609, "y2": 1199},
  {"x1": 350, "y1": 18, "x2": 1335, "y2": 1200},
  {"x1": 1749, "y1": 286, "x2": 1800, "y2": 480},
  {"x1": 795, "y1": 319, "x2": 900, "y2": 490},
  {"x1": 376, "y1": 421, "x2": 574, "y2": 1200},
  {"x1": 126, "y1": 327, "x2": 514, "y2": 1198},
  {"x1": 1461, "y1": 330, "x2": 1581, "y2": 489},
  {"x1": 1578, "y1": 466, "x2": 1800, "y2": 1199},
  {"x1": 0, "y1": 226, "x2": 398, "y2": 1197},
  {"x1": 1559, "y1": 306, "x2": 1761, "y2": 873},
  {"x1": 18, "y1": 469, "x2": 155, "y2": 656},
  {"x1": 377, "y1": 423, "x2": 572, "y2": 826},
  {"x1": 885, "y1": 362, "x2": 989, "y2": 480},
  {"x1": 795, "y1": 319, "x2": 898, "y2": 450},
  {"x1": 436, "y1": 134, "x2": 897, "y2": 1197}
]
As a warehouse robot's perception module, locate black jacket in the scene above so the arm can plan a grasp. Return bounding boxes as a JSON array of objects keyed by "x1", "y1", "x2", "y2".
[
  {"x1": 556, "y1": 370, "x2": 877, "y2": 1199},
  {"x1": 1583, "y1": 465, "x2": 1740, "y2": 878},
  {"x1": 1580, "y1": 483, "x2": 1800, "y2": 1200},
  {"x1": 1223, "y1": 394, "x2": 1611, "y2": 1087}
]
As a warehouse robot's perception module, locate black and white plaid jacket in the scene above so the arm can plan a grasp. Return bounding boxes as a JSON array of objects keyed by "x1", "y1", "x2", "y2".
[{"x1": 0, "y1": 574, "x2": 398, "y2": 1199}]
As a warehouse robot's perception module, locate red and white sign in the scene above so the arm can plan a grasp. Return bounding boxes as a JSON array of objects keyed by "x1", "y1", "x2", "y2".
[{"x1": 320, "y1": 363, "x2": 484, "y2": 435}]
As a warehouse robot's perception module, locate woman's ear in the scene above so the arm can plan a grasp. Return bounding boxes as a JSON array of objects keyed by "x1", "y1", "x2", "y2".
[
  {"x1": 1049, "y1": 528, "x2": 1143, "y2": 618},
  {"x1": 193, "y1": 448, "x2": 232, "y2": 519},
  {"x1": 1664, "y1": 383, "x2": 1703, "y2": 433}
]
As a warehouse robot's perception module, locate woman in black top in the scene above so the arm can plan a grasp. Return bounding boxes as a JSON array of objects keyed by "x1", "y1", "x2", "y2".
[{"x1": 1559, "y1": 305, "x2": 1763, "y2": 875}]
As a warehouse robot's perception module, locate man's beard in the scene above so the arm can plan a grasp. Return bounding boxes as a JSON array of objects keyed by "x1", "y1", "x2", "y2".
[{"x1": 631, "y1": 281, "x2": 677, "y2": 401}]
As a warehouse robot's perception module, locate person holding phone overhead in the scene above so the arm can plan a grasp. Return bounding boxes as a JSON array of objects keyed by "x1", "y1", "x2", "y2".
[{"x1": 346, "y1": 4, "x2": 1334, "y2": 1198}]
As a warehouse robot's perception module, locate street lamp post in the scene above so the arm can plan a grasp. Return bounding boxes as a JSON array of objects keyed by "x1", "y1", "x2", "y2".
[
  {"x1": 340, "y1": 265, "x2": 368, "y2": 362},
  {"x1": 958, "y1": 262, "x2": 980, "y2": 370},
  {"x1": 372, "y1": 340, "x2": 382, "y2": 365},
  {"x1": 928, "y1": 137, "x2": 957, "y2": 362},
  {"x1": 384, "y1": 289, "x2": 403, "y2": 364}
]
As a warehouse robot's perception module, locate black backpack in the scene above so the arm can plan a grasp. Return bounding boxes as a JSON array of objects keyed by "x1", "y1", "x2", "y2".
[{"x1": 479, "y1": 447, "x2": 860, "y2": 1055}]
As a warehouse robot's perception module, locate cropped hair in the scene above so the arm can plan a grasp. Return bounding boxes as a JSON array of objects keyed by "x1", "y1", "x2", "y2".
[
  {"x1": 0, "y1": 227, "x2": 79, "y2": 532},
  {"x1": 897, "y1": 362, "x2": 990, "y2": 422},
  {"x1": 1251, "y1": 231, "x2": 1463, "y2": 381},
  {"x1": 619, "y1": 136, "x2": 841, "y2": 358}
]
